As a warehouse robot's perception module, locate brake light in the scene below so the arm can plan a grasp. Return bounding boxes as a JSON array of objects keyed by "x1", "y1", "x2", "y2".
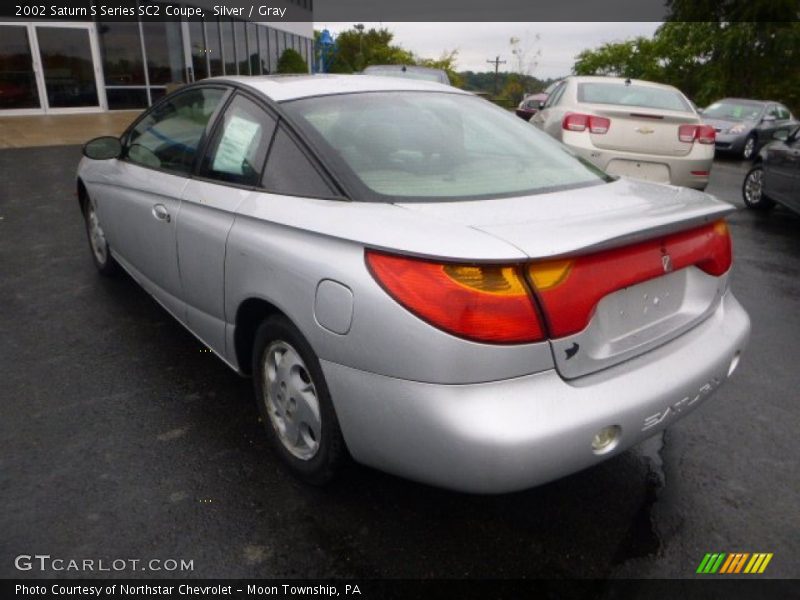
[
  {"x1": 365, "y1": 252, "x2": 545, "y2": 343},
  {"x1": 528, "y1": 220, "x2": 731, "y2": 337},
  {"x1": 679, "y1": 124, "x2": 716, "y2": 144},
  {"x1": 562, "y1": 113, "x2": 611, "y2": 134}
]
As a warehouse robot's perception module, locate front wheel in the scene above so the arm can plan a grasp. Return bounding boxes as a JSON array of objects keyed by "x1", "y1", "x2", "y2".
[
  {"x1": 742, "y1": 134, "x2": 757, "y2": 161},
  {"x1": 83, "y1": 195, "x2": 119, "y2": 276},
  {"x1": 252, "y1": 315, "x2": 347, "y2": 485},
  {"x1": 742, "y1": 165, "x2": 775, "y2": 210}
]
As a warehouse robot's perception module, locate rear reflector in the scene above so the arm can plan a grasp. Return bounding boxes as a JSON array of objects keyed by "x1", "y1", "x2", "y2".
[
  {"x1": 367, "y1": 220, "x2": 731, "y2": 343},
  {"x1": 691, "y1": 170, "x2": 710, "y2": 176},
  {"x1": 365, "y1": 252, "x2": 545, "y2": 344},
  {"x1": 563, "y1": 113, "x2": 611, "y2": 134},
  {"x1": 528, "y1": 220, "x2": 732, "y2": 337}
]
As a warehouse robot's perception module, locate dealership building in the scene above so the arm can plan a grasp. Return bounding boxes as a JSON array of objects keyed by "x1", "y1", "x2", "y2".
[{"x1": 0, "y1": 0, "x2": 314, "y2": 115}]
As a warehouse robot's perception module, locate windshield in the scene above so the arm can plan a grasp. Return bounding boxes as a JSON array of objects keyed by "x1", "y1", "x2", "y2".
[
  {"x1": 578, "y1": 82, "x2": 691, "y2": 112},
  {"x1": 702, "y1": 100, "x2": 763, "y2": 122},
  {"x1": 282, "y1": 92, "x2": 607, "y2": 201}
]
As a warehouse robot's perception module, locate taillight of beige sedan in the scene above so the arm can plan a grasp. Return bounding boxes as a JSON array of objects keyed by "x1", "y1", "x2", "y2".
[
  {"x1": 76, "y1": 75, "x2": 748, "y2": 493},
  {"x1": 531, "y1": 76, "x2": 715, "y2": 190}
]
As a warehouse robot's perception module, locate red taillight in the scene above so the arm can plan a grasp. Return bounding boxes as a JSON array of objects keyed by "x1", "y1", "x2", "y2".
[
  {"x1": 562, "y1": 113, "x2": 611, "y2": 134},
  {"x1": 528, "y1": 220, "x2": 732, "y2": 337},
  {"x1": 679, "y1": 124, "x2": 716, "y2": 145},
  {"x1": 367, "y1": 220, "x2": 731, "y2": 343},
  {"x1": 365, "y1": 252, "x2": 545, "y2": 344}
]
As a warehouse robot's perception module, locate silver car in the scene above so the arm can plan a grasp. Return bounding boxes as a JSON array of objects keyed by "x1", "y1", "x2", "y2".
[
  {"x1": 77, "y1": 75, "x2": 750, "y2": 493},
  {"x1": 701, "y1": 98, "x2": 796, "y2": 160},
  {"x1": 531, "y1": 76, "x2": 715, "y2": 190}
]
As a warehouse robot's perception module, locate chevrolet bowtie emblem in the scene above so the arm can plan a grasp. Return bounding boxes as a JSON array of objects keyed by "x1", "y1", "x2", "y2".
[{"x1": 636, "y1": 126, "x2": 655, "y2": 134}]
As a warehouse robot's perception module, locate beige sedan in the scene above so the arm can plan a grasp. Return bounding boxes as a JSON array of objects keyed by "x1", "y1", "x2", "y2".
[{"x1": 530, "y1": 76, "x2": 715, "y2": 190}]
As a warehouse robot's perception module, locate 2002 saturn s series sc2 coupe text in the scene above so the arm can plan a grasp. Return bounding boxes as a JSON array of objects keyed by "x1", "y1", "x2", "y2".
[{"x1": 77, "y1": 75, "x2": 750, "y2": 493}]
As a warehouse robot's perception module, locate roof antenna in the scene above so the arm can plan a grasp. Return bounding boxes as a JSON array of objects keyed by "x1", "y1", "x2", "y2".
[
  {"x1": 624, "y1": 78, "x2": 632, "y2": 86},
  {"x1": 402, "y1": 65, "x2": 407, "y2": 72}
]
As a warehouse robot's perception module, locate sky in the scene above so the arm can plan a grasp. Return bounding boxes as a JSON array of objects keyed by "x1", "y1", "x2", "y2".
[{"x1": 313, "y1": 22, "x2": 661, "y2": 79}]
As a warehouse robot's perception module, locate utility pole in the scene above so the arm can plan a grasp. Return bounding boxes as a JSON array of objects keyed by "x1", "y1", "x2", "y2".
[{"x1": 486, "y1": 56, "x2": 506, "y2": 96}]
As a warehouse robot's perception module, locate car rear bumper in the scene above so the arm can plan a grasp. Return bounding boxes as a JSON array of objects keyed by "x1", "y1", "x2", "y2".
[
  {"x1": 322, "y1": 291, "x2": 750, "y2": 494},
  {"x1": 566, "y1": 143, "x2": 714, "y2": 190}
]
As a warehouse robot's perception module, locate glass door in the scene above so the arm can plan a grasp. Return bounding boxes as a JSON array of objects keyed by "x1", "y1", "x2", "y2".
[
  {"x1": 0, "y1": 24, "x2": 42, "y2": 112},
  {"x1": 32, "y1": 24, "x2": 104, "y2": 112}
]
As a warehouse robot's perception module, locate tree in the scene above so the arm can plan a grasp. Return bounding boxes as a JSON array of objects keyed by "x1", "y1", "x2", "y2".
[
  {"x1": 417, "y1": 49, "x2": 463, "y2": 88},
  {"x1": 572, "y1": 2, "x2": 800, "y2": 113},
  {"x1": 277, "y1": 49, "x2": 308, "y2": 74}
]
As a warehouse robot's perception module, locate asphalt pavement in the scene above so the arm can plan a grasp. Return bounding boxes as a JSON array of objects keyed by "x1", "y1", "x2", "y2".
[{"x1": 1, "y1": 147, "x2": 798, "y2": 580}]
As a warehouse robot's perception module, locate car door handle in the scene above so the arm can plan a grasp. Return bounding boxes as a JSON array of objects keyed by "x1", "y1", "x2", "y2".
[{"x1": 152, "y1": 204, "x2": 171, "y2": 223}]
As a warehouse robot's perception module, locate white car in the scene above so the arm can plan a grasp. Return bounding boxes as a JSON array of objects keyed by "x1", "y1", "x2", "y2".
[{"x1": 531, "y1": 76, "x2": 715, "y2": 190}]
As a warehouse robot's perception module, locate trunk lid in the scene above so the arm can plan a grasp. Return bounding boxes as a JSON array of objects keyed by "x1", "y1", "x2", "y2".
[
  {"x1": 396, "y1": 179, "x2": 735, "y2": 378},
  {"x1": 577, "y1": 104, "x2": 700, "y2": 157}
]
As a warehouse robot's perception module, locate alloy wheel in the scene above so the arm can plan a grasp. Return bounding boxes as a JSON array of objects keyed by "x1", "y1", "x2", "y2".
[
  {"x1": 87, "y1": 202, "x2": 108, "y2": 265},
  {"x1": 744, "y1": 168, "x2": 763, "y2": 206}
]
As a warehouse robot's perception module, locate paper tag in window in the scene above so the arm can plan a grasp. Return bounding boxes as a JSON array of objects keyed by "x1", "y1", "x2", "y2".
[{"x1": 212, "y1": 115, "x2": 261, "y2": 175}]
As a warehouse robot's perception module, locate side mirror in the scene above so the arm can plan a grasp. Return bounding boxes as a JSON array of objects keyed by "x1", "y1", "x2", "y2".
[
  {"x1": 762, "y1": 114, "x2": 776, "y2": 123},
  {"x1": 773, "y1": 129, "x2": 789, "y2": 141},
  {"x1": 538, "y1": 100, "x2": 546, "y2": 110},
  {"x1": 83, "y1": 136, "x2": 122, "y2": 160}
]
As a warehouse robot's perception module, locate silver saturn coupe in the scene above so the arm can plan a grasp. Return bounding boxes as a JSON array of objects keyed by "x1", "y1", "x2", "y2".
[{"x1": 77, "y1": 75, "x2": 750, "y2": 493}]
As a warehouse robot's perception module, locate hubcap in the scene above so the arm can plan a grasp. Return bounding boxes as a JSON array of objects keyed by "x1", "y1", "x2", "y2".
[
  {"x1": 87, "y1": 203, "x2": 107, "y2": 265},
  {"x1": 744, "y1": 137, "x2": 755, "y2": 159},
  {"x1": 745, "y1": 169, "x2": 763, "y2": 205},
  {"x1": 262, "y1": 341, "x2": 321, "y2": 461}
]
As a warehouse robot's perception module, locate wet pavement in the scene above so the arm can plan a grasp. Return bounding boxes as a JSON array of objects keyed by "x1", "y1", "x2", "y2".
[{"x1": 1, "y1": 147, "x2": 798, "y2": 579}]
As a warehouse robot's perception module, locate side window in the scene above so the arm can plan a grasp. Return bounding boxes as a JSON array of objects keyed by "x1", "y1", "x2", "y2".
[
  {"x1": 200, "y1": 94, "x2": 277, "y2": 186},
  {"x1": 262, "y1": 126, "x2": 334, "y2": 197},
  {"x1": 126, "y1": 88, "x2": 225, "y2": 174},
  {"x1": 766, "y1": 105, "x2": 779, "y2": 118},
  {"x1": 777, "y1": 105, "x2": 791, "y2": 120},
  {"x1": 545, "y1": 82, "x2": 567, "y2": 108}
]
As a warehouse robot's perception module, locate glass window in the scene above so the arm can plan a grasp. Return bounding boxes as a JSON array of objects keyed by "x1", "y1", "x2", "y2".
[
  {"x1": 0, "y1": 25, "x2": 40, "y2": 109},
  {"x1": 222, "y1": 19, "x2": 236, "y2": 75},
  {"x1": 247, "y1": 23, "x2": 259, "y2": 75},
  {"x1": 544, "y1": 81, "x2": 565, "y2": 108},
  {"x1": 36, "y1": 27, "x2": 99, "y2": 108},
  {"x1": 262, "y1": 126, "x2": 334, "y2": 197},
  {"x1": 703, "y1": 100, "x2": 764, "y2": 122},
  {"x1": 127, "y1": 87, "x2": 225, "y2": 174},
  {"x1": 268, "y1": 29, "x2": 278, "y2": 73},
  {"x1": 106, "y1": 87, "x2": 148, "y2": 110},
  {"x1": 206, "y1": 19, "x2": 223, "y2": 77},
  {"x1": 577, "y1": 82, "x2": 690, "y2": 112},
  {"x1": 188, "y1": 20, "x2": 208, "y2": 81},
  {"x1": 234, "y1": 20, "x2": 247, "y2": 75},
  {"x1": 142, "y1": 22, "x2": 185, "y2": 85},
  {"x1": 778, "y1": 105, "x2": 791, "y2": 120},
  {"x1": 201, "y1": 95, "x2": 276, "y2": 186},
  {"x1": 98, "y1": 21, "x2": 145, "y2": 86},
  {"x1": 258, "y1": 26, "x2": 270, "y2": 74},
  {"x1": 284, "y1": 91, "x2": 607, "y2": 201},
  {"x1": 276, "y1": 30, "x2": 285, "y2": 64}
]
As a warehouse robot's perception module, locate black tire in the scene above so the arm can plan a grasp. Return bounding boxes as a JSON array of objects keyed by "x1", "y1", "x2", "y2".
[
  {"x1": 83, "y1": 194, "x2": 120, "y2": 277},
  {"x1": 742, "y1": 164, "x2": 775, "y2": 210},
  {"x1": 252, "y1": 315, "x2": 347, "y2": 485},
  {"x1": 742, "y1": 133, "x2": 757, "y2": 161}
]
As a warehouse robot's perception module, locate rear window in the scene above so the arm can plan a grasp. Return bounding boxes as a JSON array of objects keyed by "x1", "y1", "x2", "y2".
[
  {"x1": 578, "y1": 82, "x2": 690, "y2": 112},
  {"x1": 363, "y1": 67, "x2": 447, "y2": 84},
  {"x1": 282, "y1": 91, "x2": 608, "y2": 201}
]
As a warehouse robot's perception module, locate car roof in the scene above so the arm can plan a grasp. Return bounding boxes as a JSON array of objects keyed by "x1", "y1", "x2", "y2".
[
  {"x1": 716, "y1": 98, "x2": 768, "y2": 106},
  {"x1": 209, "y1": 74, "x2": 467, "y2": 102}
]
